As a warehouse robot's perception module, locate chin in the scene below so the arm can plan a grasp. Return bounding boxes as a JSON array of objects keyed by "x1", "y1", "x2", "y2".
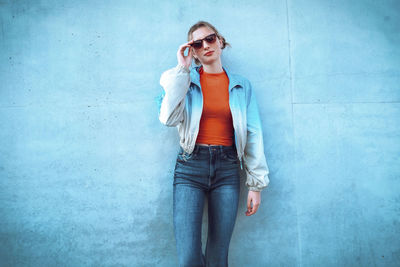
[{"x1": 200, "y1": 57, "x2": 218, "y2": 65}]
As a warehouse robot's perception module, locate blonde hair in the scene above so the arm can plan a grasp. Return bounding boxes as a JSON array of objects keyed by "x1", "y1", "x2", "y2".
[{"x1": 187, "y1": 20, "x2": 231, "y2": 65}]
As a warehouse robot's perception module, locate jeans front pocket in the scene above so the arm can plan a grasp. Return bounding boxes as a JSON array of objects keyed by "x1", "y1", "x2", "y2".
[
  {"x1": 222, "y1": 149, "x2": 239, "y2": 164},
  {"x1": 177, "y1": 147, "x2": 198, "y2": 162}
]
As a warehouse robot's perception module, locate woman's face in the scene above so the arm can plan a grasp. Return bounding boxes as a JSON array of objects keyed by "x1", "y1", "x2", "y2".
[{"x1": 191, "y1": 26, "x2": 223, "y2": 65}]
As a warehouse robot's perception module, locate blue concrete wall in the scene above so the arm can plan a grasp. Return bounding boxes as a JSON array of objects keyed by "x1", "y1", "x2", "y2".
[{"x1": 0, "y1": 0, "x2": 399, "y2": 266}]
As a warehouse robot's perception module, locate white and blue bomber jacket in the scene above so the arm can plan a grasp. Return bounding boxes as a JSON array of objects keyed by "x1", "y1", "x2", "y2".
[{"x1": 157, "y1": 64, "x2": 270, "y2": 192}]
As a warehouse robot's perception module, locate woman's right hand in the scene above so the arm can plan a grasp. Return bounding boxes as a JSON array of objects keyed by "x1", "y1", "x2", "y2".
[{"x1": 177, "y1": 40, "x2": 194, "y2": 71}]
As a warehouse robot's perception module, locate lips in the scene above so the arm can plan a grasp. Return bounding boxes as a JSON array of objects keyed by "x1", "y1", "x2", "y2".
[{"x1": 204, "y1": 51, "x2": 214, "y2": 56}]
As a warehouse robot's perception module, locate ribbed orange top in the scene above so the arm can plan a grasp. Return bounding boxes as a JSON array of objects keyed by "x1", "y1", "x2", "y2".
[{"x1": 195, "y1": 66, "x2": 234, "y2": 146}]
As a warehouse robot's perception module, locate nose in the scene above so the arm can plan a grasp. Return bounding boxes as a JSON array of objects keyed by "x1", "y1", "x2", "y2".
[{"x1": 203, "y1": 40, "x2": 210, "y2": 49}]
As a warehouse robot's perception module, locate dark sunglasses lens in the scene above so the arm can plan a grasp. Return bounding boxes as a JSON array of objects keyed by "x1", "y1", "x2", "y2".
[
  {"x1": 192, "y1": 41, "x2": 202, "y2": 49},
  {"x1": 205, "y1": 34, "x2": 216, "y2": 43}
]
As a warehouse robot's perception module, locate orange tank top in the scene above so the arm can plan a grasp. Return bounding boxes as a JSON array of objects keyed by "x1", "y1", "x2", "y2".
[{"x1": 195, "y1": 66, "x2": 234, "y2": 146}]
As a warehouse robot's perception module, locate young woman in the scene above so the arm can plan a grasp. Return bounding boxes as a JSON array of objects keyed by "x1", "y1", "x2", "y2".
[{"x1": 158, "y1": 21, "x2": 270, "y2": 266}]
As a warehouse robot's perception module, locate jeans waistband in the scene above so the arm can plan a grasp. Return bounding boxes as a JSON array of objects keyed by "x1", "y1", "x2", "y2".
[{"x1": 193, "y1": 144, "x2": 236, "y2": 154}]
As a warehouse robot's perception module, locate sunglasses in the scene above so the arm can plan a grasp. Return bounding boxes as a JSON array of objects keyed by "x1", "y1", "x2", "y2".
[{"x1": 190, "y1": 33, "x2": 218, "y2": 49}]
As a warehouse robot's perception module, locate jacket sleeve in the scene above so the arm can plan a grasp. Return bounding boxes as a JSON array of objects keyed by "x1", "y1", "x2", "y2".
[
  {"x1": 243, "y1": 80, "x2": 270, "y2": 192},
  {"x1": 158, "y1": 64, "x2": 191, "y2": 127}
]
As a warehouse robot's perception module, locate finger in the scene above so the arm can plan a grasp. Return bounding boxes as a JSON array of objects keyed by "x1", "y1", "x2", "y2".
[
  {"x1": 180, "y1": 40, "x2": 194, "y2": 49},
  {"x1": 179, "y1": 45, "x2": 187, "y2": 54},
  {"x1": 179, "y1": 49, "x2": 190, "y2": 59},
  {"x1": 252, "y1": 203, "x2": 260, "y2": 214},
  {"x1": 245, "y1": 207, "x2": 254, "y2": 216},
  {"x1": 248, "y1": 206, "x2": 256, "y2": 215},
  {"x1": 182, "y1": 46, "x2": 193, "y2": 59},
  {"x1": 247, "y1": 196, "x2": 252, "y2": 211},
  {"x1": 180, "y1": 44, "x2": 191, "y2": 50}
]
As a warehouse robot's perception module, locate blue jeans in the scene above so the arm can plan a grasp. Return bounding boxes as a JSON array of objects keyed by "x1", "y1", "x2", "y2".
[{"x1": 173, "y1": 144, "x2": 241, "y2": 267}]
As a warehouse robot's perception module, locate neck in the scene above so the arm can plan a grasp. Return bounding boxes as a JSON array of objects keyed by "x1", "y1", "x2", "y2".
[{"x1": 201, "y1": 58, "x2": 223, "y2": 73}]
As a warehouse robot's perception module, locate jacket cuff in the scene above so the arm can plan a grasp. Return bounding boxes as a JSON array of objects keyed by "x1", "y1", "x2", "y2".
[
  {"x1": 177, "y1": 63, "x2": 190, "y2": 73},
  {"x1": 245, "y1": 171, "x2": 270, "y2": 192},
  {"x1": 247, "y1": 186, "x2": 267, "y2": 192}
]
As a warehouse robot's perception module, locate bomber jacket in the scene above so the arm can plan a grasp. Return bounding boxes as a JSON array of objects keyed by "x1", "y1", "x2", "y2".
[{"x1": 157, "y1": 64, "x2": 270, "y2": 192}]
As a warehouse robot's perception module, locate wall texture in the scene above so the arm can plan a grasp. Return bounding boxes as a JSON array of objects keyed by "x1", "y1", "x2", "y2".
[{"x1": 0, "y1": 0, "x2": 399, "y2": 266}]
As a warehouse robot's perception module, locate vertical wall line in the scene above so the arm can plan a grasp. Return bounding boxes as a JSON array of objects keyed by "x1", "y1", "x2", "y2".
[{"x1": 285, "y1": 0, "x2": 303, "y2": 266}]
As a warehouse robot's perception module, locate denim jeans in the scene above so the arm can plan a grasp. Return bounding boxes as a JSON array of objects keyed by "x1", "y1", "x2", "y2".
[{"x1": 173, "y1": 144, "x2": 241, "y2": 267}]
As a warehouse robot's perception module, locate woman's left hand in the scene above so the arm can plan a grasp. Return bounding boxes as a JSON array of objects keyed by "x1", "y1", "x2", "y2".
[{"x1": 246, "y1": 190, "x2": 261, "y2": 216}]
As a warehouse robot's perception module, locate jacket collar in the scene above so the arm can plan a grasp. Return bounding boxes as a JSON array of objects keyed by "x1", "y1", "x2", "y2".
[{"x1": 190, "y1": 65, "x2": 242, "y2": 91}]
